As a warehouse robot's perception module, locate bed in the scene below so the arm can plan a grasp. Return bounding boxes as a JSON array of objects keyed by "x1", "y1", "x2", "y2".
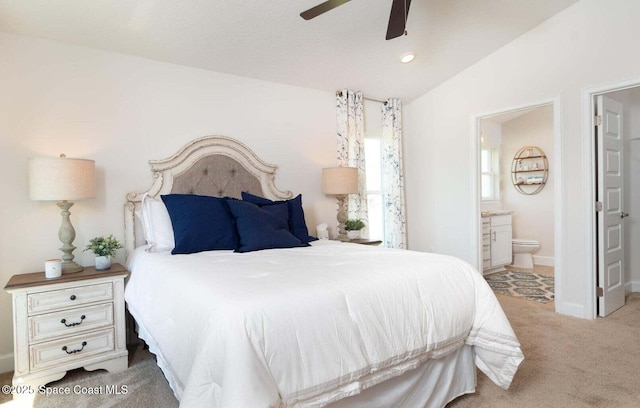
[{"x1": 123, "y1": 136, "x2": 524, "y2": 408}]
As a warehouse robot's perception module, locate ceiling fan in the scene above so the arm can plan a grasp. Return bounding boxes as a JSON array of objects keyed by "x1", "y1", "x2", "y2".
[{"x1": 300, "y1": 0, "x2": 412, "y2": 40}]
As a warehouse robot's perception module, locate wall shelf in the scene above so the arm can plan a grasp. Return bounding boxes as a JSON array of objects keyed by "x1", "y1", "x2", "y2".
[{"x1": 511, "y1": 146, "x2": 548, "y2": 195}]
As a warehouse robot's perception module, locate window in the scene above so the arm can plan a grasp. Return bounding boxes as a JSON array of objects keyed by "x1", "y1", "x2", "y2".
[
  {"x1": 364, "y1": 137, "x2": 384, "y2": 241},
  {"x1": 481, "y1": 147, "x2": 500, "y2": 201}
]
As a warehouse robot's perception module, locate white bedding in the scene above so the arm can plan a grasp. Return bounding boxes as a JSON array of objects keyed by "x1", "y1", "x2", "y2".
[{"x1": 125, "y1": 240, "x2": 523, "y2": 408}]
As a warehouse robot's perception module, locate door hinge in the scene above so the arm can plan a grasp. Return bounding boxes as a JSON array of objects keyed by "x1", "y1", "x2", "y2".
[
  {"x1": 597, "y1": 287, "x2": 604, "y2": 297},
  {"x1": 596, "y1": 201, "x2": 603, "y2": 212},
  {"x1": 594, "y1": 115, "x2": 602, "y2": 126}
]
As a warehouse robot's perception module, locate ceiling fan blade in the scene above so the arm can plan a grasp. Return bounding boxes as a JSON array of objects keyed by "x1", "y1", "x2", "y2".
[
  {"x1": 386, "y1": 0, "x2": 412, "y2": 40},
  {"x1": 300, "y1": 0, "x2": 351, "y2": 20}
]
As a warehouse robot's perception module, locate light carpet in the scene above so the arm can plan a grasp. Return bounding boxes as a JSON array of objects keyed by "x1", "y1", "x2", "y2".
[
  {"x1": 448, "y1": 293, "x2": 640, "y2": 407},
  {"x1": 1, "y1": 294, "x2": 639, "y2": 407},
  {"x1": 485, "y1": 270, "x2": 554, "y2": 303}
]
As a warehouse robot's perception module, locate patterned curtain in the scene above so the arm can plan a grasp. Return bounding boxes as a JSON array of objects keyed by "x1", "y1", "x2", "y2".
[
  {"x1": 381, "y1": 98, "x2": 407, "y2": 249},
  {"x1": 336, "y1": 89, "x2": 368, "y2": 237}
]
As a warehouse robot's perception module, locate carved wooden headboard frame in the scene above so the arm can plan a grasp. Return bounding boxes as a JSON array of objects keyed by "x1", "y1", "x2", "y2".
[{"x1": 124, "y1": 135, "x2": 292, "y2": 258}]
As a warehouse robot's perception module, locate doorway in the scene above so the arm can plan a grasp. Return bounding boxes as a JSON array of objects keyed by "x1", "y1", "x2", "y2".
[
  {"x1": 472, "y1": 99, "x2": 562, "y2": 311},
  {"x1": 590, "y1": 86, "x2": 640, "y2": 317}
]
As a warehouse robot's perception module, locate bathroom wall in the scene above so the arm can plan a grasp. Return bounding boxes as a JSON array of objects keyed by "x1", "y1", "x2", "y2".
[
  {"x1": 481, "y1": 120, "x2": 502, "y2": 148},
  {"x1": 479, "y1": 120, "x2": 502, "y2": 212},
  {"x1": 500, "y1": 105, "x2": 555, "y2": 265},
  {"x1": 607, "y1": 88, "x2": 640, "y2": 292}
]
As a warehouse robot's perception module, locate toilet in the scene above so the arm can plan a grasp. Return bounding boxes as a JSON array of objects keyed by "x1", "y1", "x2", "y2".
[{"x1": 511, "y1": 239, "x2": 540, "y2": 269}]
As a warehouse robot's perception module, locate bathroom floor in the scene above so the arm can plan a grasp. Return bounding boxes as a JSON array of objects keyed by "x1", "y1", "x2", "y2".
[
  {"x1": 502, "y1": 264, "x2": 555, "y2": 308},
  {"x1": 506, "y1": 264, "x2": 554, "y2": 276}
]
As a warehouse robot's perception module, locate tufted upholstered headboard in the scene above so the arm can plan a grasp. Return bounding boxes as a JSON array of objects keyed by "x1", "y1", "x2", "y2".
[{"x1": 124, "y1": 136, "x2": 292, "y2": 258}]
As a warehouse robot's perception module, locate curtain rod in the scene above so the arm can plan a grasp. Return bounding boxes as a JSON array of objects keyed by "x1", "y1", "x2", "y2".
[
  {"x1": 364, "y1": 96, "x2": 386, "y2": 104},
  {"x1": 336, "y1": 90, "x2": 387, "y2": 104}
]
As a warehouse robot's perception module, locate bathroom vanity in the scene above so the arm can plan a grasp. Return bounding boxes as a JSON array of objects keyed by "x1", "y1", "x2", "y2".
[{"x1": 481, "y1": 212, "x2": 513, "y2": 275}]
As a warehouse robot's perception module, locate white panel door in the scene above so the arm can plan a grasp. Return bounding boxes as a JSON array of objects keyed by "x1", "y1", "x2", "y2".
[{"x1": 597, "y1": 95, "x2": 626, "y2": 317}]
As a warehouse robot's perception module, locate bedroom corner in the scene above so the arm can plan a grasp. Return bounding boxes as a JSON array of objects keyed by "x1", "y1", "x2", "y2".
[{"x1": 0, "y1": 32, "x2": 338, "y2": 379}]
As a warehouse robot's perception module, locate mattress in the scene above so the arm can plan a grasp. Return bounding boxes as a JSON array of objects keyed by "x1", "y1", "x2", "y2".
[{"x1": 125, "y1": 240, "x2": 523, "y2": 407}]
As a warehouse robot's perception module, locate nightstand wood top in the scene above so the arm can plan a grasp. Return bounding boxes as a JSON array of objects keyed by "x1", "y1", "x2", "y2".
[
  {"x1": 4, "y1": 263, "x2": 129, "y2": 291},
  {"x1": 348, "y1": 239, "x2": 383, "y2": 246}
]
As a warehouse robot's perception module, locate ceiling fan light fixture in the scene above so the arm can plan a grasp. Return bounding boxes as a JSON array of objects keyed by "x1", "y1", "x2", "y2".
[{"x1": 400, "y1": 52, "x2": 415, "y2": 64}]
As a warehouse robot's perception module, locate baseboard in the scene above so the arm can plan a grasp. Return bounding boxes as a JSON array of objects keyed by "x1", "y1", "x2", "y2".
[
  {"x1": 533, "y1": 255, "x2": 554, "y2": 267},
  {"x1": 483, "y1": 265, "x2": 507, "y2": 276},
  {"x1": 0, "y1": 352, "x2": 13, "y2": 375},
  {"x1": 625, "y1": 281, "x2": 640, "y2": 293},
  {"x1": 556, "y1": 301, "x2": 591, "y2": 319}
]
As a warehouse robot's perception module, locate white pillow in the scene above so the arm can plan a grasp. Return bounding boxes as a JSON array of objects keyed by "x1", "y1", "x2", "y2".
[{"x1": 138, "y1": 194, "x2": 175, "y2": 252}]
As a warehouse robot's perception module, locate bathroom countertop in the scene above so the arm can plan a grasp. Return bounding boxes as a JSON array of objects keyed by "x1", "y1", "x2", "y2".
[{"x1": 481, "y1": 210, "x2": 513, "y2": 217}]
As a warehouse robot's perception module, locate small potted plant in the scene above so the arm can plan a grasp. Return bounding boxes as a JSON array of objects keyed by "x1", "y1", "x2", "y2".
[
  {"x1": 84, "y1": 235, "x2": 123, "y2": 270},
  {"x1": 345, "y1": 219, "x2": 366, "y2": 240}
]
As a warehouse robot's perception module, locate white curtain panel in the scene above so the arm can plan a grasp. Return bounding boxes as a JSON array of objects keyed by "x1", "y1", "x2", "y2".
[
  {"x1": 381, "y1": 98, "x2": 407, "y2": 249},
  {"x1": 336, "y1": 90, "x2": 369, "y2": 237}
]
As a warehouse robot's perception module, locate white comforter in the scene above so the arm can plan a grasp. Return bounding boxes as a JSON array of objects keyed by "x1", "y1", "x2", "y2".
[{"x1": 125, "y1": 240, "x2": 523, "y2": 408}]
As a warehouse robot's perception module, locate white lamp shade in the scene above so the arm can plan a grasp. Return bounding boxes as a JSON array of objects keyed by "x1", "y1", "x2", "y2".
[
  {"x1": 322, "y1": 167, "x2": 359, "y2": 195},
  {"x1": 29, "y1": 156, "x2": 96, "y2": 201}
]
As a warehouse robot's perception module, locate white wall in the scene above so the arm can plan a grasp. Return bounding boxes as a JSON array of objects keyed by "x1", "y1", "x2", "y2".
[
  {"x1": 0, "y1": 33, "x2": 338, "y2": 372},
  {"x1": 607, "y1": 88, "x2": 640, "y2": 292},
  {"x1": 501, "y1": 106, "x2": 555, "y2": 264},
  {"x1": 404, "y1": 0, "x2": 640, "y2": 318}
]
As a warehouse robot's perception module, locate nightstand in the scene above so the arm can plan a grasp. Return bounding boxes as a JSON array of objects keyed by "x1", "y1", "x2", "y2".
[
  {"x1": 348, "y1": 239, "x2": 383, "y2": 246},
  {"x1": 4, "y1": 264, "x2": 129, "y2": 391}
]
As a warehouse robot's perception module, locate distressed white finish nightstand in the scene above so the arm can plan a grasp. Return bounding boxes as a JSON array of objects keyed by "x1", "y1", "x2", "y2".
[{"x1": 4, "y1": 264, "x2": 129, "y2": 391}]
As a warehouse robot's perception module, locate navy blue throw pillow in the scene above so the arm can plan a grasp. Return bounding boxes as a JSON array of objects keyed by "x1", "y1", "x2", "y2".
[
  {"x1": 256, "y1": 202, "x2": 290, "y2": 229},
  {"x1": 225, "y1": 199, "x2": 305, "y2": 253},
  {"x1": 241, "y1": 192, "x2": 313, "y2": 244},
  {"x1": 161, "y1": 194, "x2": 238, "y2": 254}
]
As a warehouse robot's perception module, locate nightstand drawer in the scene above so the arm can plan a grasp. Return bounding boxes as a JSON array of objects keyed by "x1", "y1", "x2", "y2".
[
  {"x1": 29, "y1": 328, "x2": 115, "y2": 372},
  {"x1": 28, "y1": 283, "x2": 113, "y2": 314},
  {"x1": 28, "y1": 303, "x2": 114, "y2": 343}
]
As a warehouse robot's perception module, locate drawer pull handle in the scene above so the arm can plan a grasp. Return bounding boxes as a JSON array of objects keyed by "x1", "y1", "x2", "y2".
[
  {"x1": 60, "y1": 315, "x2": 86, "y2": 327},
  {"x1": 70, "y1": 295, "x2": 77, "y2": 301},
  {"x1": 62, "y1": 341, "x2": 87, "y2": 354}
]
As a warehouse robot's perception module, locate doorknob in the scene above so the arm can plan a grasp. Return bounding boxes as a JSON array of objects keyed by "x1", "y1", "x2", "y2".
[{"x1": 620, "y1": 212, "x2": 630, "y2": 219}]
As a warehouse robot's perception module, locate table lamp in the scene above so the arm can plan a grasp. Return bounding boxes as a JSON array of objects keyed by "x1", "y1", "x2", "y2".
[
  {"x1": 322, "y1": 167, "x2": 358, "y2": 241},
  {"x1": 29, "y1": 154, "x2": 96, "y2": 273}
]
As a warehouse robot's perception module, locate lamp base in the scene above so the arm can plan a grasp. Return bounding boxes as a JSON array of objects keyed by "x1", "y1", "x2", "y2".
[
  {"x1": 62, "y1": 261, "x2": 84, "y2": 274},
  {"x1": 336, "y1": 195, "x2": 349, "y2": 241},
  {"x1": 57, "y1": 201, "x2": 83, "y2": 274}
]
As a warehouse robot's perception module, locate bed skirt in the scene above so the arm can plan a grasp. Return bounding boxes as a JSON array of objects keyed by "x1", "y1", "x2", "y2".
[
  {"x1": 133, "y1": 311, "x2": 475, "y2": 408},
  {"x1": 326, "y1": 345, "x2": 476, "y2": 408}
]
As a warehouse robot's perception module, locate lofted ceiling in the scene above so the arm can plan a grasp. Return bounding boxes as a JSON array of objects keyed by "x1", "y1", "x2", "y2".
[{"x1": 0, "y1": 0, "x2": 578, "y2": 102}]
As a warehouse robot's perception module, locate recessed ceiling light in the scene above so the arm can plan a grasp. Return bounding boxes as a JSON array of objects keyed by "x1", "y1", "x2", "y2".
[{"x1": 400, "y1": 52, "x2": 415, "y2": 64}]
